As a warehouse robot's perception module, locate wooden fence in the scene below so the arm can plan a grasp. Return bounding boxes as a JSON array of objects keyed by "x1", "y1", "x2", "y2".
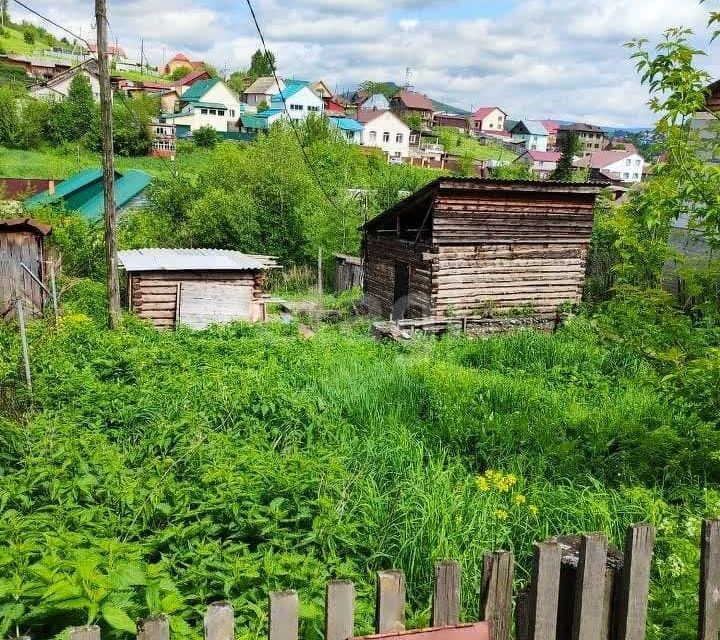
[
  {"x1": 334, "y1": 254, "x2": 363, "y2": 292},
  {"x1": 59, "y1": 521, "x2": 720, "y2": 640}
]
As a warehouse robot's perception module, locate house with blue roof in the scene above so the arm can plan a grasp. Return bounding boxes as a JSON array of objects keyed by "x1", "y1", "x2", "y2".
[
  {"x1": 25, "y1": 168, "x2": 152, "y2": 221},
  {"x1": 159, "y1": 77, "x2": 243, "y2": 135},
  {"x1": 240, "y1": 80, "x2": 325, "y2": 133},
  {"x1": 510, "y1": 120, "x2": 550, "y2": 152},
  {"x1": 328, "y1": 116, "x2": 364, "y2": 144}
]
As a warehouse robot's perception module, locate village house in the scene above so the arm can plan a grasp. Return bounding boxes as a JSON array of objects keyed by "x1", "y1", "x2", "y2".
[
  {"x1": 149, "y1": 120, "x2": 176, "y2": 157},
  {"x1": 118, "y1": 248, "x2": 279, "y2": 329},
  {"x1": 470, "y1": 107, "x2": 506, "y2": 134},
  {"x1": 0, "y1": 218, "x2": 52, "y2": 319},
  {"x1": 0, "y1": 54, "x2": 71, "y2": 80},
  {"x1": 160, "y1": 77, "x2": 242, "y2": 135},
  {"x1": 515, "y1": 150, "x2": 562, "y2": 179},
  {"x1": 355, "y1": 109, "x2": 411, "y2": 160},
  {"x1": 510, "y1": 120, "x2": 550, "y2": 152},
  {"x1": 239, "y1": 81, "x2": 324, "y2": 133},
  {"x1": 163, "y1": 52, "x2": 203, "y2": 76},
  {"x1": 361, "y1": 178, "x2": 604, "y2": 320},
  {"x1": 173, "y1": 67, "x2": 214, "y2": 95},
  {"x1": 575, "y1": 150, "x2": 645, "y2": 183},
  {"x1": 390, "y1": 89, "x2": 434, "y2": 126},
  {"x1": 329, "y1": 116, "x2": 364, "y2": 143},
  {"x1": 540, "y1": 120, "x2": 559, "y2": 149},
  {"x1": 323, "y1": 95, "x2": 347, "y2": 115},
  {"x1": 86, "y1": 42, "x2": 127, "y2": 61},
  {"x1": 29, "y1": 59, "x2": 101, "y2": 101},
  {"x1": 433, "y1": 113, "x2": 470, "y2": 132},
  {"x1": 311, "y1": 80, "x2": 333, "y2": 99},
  {"x1": 25, "y1": 168, "x2": 152, "y2": 220},
  {"x1": 357, "y1": 93, "x2": 390, "y2": 111},
  {"x1": 557, "y1": 123, "x2": 608, "y2": 156},
  {"x1": 243, "y1": 76, "x2": 285, "y2": 107}
]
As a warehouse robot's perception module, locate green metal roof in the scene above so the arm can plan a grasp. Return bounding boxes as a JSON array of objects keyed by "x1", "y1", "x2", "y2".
[
  {"x1": 187, "y1": 101, "x2": 228, "y2": 110},
  {"x1": 241, "y1": 115, "x2": 270, "y2": 130},
  {"x1": 24, "y1": 168, "x2": 151, "y2": 221},
  {"x1": 77, "y1": 170, "x2": 152, "y2": 220},
  {"x1": 25, "y1": 168, "x2": 104, "y2": 208},
  {"x1": 181, "y1": 77, "x2": 220, "y2": 101}
]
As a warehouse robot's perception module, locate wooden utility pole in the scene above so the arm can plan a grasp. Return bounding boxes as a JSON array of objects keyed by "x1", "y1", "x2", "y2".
[{"x1": 95, "y1": 0, "x2": 121, "y2": 329}]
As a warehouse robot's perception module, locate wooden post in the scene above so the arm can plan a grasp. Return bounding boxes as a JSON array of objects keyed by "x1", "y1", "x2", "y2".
[
  {"x1": 94, "y1": 0, "x2": 121, "y2": 330},
  {"x1": 205, "y1": 601, "x2": 234, "y2": 640},
  {"x1": 269, "y1": 591, "x2": 299, "y2": 640},
  {"x1": 699, "y1": 519, "x2": 720, "y2": 640},
  {"x1": 376, "y1": 570, "x2": 406, "y2": 633},
  {"x1": 480, "y1": 551, "x2": 514, "y2": 640},
  {"x1": 615, "y1": 524, "x2": 655, "y2": 640},
  {"x1": 49, "y1": 260, "x2": 58, "y2": 327},
  {"x1": 137, "y1": 615, "x2": 170, "y2": 640},
  {"x1": 571, "y1": 533, "x2": 608, "y2": 640},
  {"x1": 432, "y1": 560, "x2": 461, "y2": 627},
  {"x1": 16, "y1": 299, "x2": 32, "y2": 395},
  {"x1": 529, "y1": 542, "x2": 561, "y2": 640},
  {"x1": 326, "y1": 580, "x2": 354, "y2": 640},
  {"x1": 318, "y1": 246, "x2": 323, "y2": 299},
  {"x1": 70, "y1": 626, "x2": 101, "y2": 640}
]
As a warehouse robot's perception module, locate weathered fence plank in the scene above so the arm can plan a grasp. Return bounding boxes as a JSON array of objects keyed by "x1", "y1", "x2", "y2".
[
  {"x1": 137, "y1": 615, "x2": 170, "y2": 640},
  {"x1": 699, "y1": 519, "x2": 720, "y2": 640},
  {"x1": 480, "y1": 551, "x2": 514, "y2": 640},
  {"x1": 269, "y1": 591, "x2": 299, "y2": 640},
  {"x1": 432, "y1": 560, "x2": 461, "y2": 627},
  {"x1": 529, "y1": 542, "x2": 561, "y2": 640},
  {"x1": 204, "y1": 601, "x2": 234, "y2": 640},
  {"x1": 70, "y1": 626, "x2": 101, "y2": 640},
  {"x1": 326, "y1": 580, "x2": 355, "y2": 640},
  {"x1": 376, "y1": 570, "x2": 406, "y2": 633},
  {"x1": 571, "y1": 534, "x2": 608, "y2": 640},
  {"x1": 615, "y1": 524, "x2": 655, "y2": 640}
]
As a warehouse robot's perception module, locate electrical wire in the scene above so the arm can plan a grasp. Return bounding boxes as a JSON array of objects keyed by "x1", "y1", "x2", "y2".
[{"x1": 242, "y1": 0, "x2": 350, "y2": 218}]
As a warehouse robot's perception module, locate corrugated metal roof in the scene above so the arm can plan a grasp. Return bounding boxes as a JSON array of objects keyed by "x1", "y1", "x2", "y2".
[
  {"x1": 329, "y1": 116, "x2": 364, "y2": 132},
  {"x1": 512, "y1": 120, "x2": 549, "y2": 136},
  {"x1": 118, "y1": 248, "x2": 280, "y2": 272},
  {"x1": 182, "y1": 77, "x2": 220, "y2": 101},
  {"x1": 77, "y1": 170, "x2": 152, "y2": 219},
  {"x1": 24, "y1": 168, "x2": 105, "y2": 208}
]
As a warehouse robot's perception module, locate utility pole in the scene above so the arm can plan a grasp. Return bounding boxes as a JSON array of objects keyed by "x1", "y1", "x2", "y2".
[{"x1": 95, "y1": 0, "x2": 121, "y2": 329}]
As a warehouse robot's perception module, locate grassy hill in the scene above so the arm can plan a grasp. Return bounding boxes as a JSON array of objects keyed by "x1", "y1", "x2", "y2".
[
  {"x1": 435, "y1": 126, "x2": 518, "y2": 162},
  {"x1": 0, "y1": 22, "x2": 62, "y2": 55}
]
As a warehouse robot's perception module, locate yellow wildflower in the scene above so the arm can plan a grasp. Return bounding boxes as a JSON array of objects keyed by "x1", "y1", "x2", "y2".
[
  {"x1": 455, "y1": 514, "x2": 463, "y2": 525},
  {"x1": 476, "y1": 476, "x2": 490, "y2": 491},
  {"x1": 514, "y1": 493, "x2": 526, "y2": 505},
  {"x1": 494, "y1": 509, "x2": 509, "y2": 521},
  {"x1": 528, "y1": 504, "x2": 539, "y2": 516}
]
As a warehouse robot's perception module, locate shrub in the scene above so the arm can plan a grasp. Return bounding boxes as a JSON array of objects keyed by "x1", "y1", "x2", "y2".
[{"x1": 192, "y1": 125, "x2": 219, "y2": 148}]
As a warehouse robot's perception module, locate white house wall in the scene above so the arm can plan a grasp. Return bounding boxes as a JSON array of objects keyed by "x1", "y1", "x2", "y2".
[
  {"x1": 362, "y1": 111, "x2": 411, "y2": 159},
  {"x1": 283, "y1": 86, "x2": 324, "y2": 120},
  {"x1": 604, "y1": 154, "x2": 644, "y2": 182}
]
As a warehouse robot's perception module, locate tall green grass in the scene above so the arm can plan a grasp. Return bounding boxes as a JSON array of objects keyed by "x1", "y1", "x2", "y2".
[{"x1": 0, "y1": 305, "x2": 718, "y2": 640}]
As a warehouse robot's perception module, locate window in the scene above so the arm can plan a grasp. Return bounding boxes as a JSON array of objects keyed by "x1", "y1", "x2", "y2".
[
  {"x1": 369, "y1": 131, "x2": 377, "y2": 143},
  {"x1": 635, "y1": 159, "x2": 641, "y2": 166},
  {"x1": 290, "y1": 104, "x2": 303, "y2": 111},
  {"x1": 488, "y1": 123, "x2": 494, "y2": 128},
  {"x1": 383, "y1": 132, "x2": 390, "y2": 142},
  {"x1": 200, "y1": 108, "x2": 208, "y2": 114},
  {"x1": 409, "y1": 134, "x2": 418, "y2": 144},
  {"x1": 623, "y1": 172, "x2": 629, "y2": 179},
  {"x1": 229, "y1": 109, "x2": 235, "y2": 117},
  {"x1": 218, "y1": 110, "x2": 225, "y2": 117},
  {"x1": 345, "y1": 131, "x2": 354, "y2": 140},
  {"x1": 626, "y1": 159, "x2": 631, "y2": 166},
  {"x1": 308, "y1": 105, "x2": 320, "y2": 112},
  {"x1": 396, "y1": 133, "x2": 404, "y2": 143},
  {"x1": 594, "y1": 143, "x2": 599, "y2": 148},
  {"x1": 632, "y1": 173, "x2": 639, "y2": 179},
  {"x1": 209, "y1": 109, "x2": 216, "y2": 115}
]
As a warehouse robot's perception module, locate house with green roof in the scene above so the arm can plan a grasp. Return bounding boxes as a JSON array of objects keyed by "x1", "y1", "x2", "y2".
[
  {"x1": 510, "y1": 120, "x2": 550, "y2": 152},
  {"x1": 25, "y1": 169, "x2": 152, "y2": 221},
  {"x1": 160, "y1": 77, "x2": 243, "y2": 134},
  {"x1": 239, "y1": 80, "x2": 325, "y2": 134}
]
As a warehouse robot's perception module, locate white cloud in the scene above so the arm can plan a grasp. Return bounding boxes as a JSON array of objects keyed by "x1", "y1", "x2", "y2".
[{"x1": 11, "y1": 0, "x2": 720, "y2": 125}]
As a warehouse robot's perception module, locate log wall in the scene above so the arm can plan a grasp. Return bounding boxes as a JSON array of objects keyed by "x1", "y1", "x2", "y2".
[
  {"x1": 363, "y1": 236, "x2": 432, "y2": 319},
  {"x1": 429, "y1": 191, "x2": 594, "y2": 316},
  {"x1": 128, "y1": 270, "x2": 266, "y2": 329}
]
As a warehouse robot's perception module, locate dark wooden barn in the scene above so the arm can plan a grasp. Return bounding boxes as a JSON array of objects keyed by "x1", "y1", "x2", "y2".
[
  {"x1": 0, "y1": 217, "x2": 52, "y2": 319},
  {"x1": 361, "y1": 178, "x2": 605, "y2": 320}
]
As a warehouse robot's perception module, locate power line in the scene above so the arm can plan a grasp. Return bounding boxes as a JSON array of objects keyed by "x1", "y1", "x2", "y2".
[
  {"x1": 11, "y1": 0, "x2": 86, "y2": 44},
  {"x1": 242, "y1": 0, "x2": 350, "y2": 219}
]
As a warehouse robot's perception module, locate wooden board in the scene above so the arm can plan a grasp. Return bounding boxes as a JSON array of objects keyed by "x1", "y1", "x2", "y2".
[{"x1": 178, "y1": 282, "x2": 254, "y2": 329}]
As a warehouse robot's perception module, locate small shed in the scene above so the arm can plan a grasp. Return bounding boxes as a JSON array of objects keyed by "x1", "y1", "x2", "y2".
[
  {"x1": 333, "y1": 253, "x2": 363, "y2": 292},
  {"x1": 0, "y1": 217, "x2": 52, "y2": 318},
  {"x1": 361, "y1": 178, "x2": 605, "y2": 320},
  {"x1": 118, "y1": 248, "x2": 280, "y2": 329}
]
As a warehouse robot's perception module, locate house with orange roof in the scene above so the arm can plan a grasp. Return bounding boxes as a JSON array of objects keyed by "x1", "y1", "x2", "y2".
[{"x1": 163, "y1": 52, "x2": 204, "y2": 76}]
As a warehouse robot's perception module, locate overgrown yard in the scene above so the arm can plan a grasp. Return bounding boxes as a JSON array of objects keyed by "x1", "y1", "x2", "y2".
[
  {"x1": 434, "y1": 128, "x2": 518, "y2": 162},
  {"x1": 1, "y1": 287, "x2": 719, "y2": 640}
]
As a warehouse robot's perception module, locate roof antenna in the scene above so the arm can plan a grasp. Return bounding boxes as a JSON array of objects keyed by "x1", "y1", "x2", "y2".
[{"x1": 404, "y1": 67, "x2": 413, "y2": 90}]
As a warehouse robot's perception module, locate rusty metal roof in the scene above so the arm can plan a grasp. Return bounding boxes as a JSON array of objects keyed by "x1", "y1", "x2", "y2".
[{"x1": 118, "y1": 248, "x2": 280, "y2": 272}]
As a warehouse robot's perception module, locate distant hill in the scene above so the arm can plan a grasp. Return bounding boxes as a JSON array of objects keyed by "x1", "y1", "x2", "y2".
[{"x1": 551, "y1": 120, "x2": 652, "y2": 134}]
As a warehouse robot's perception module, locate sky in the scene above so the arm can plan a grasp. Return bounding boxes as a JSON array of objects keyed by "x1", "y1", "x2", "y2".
[{"x1": 14, "y1": 0, "x2": 720, "y2": 127}]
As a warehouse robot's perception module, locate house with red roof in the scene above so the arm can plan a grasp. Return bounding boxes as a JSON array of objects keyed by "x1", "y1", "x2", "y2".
[
  {"x1": 470, "y1": 107, "x2": 506, "y2": 134},
  {"x1": 163, "y1": 52, "x2": 204, "y2": 77},
  {"x1": 515, "y1": 150, "x2": 562, "y2": 179},
  {"x1": 540, "y1": 120, "x2": 559, "y2": 149},
  {"x1": 390, "y1": 89, "x2": 434, "y2": 126},
  {"x1": 575, "y1": 150, "x2": 645, "y2": 183}
]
